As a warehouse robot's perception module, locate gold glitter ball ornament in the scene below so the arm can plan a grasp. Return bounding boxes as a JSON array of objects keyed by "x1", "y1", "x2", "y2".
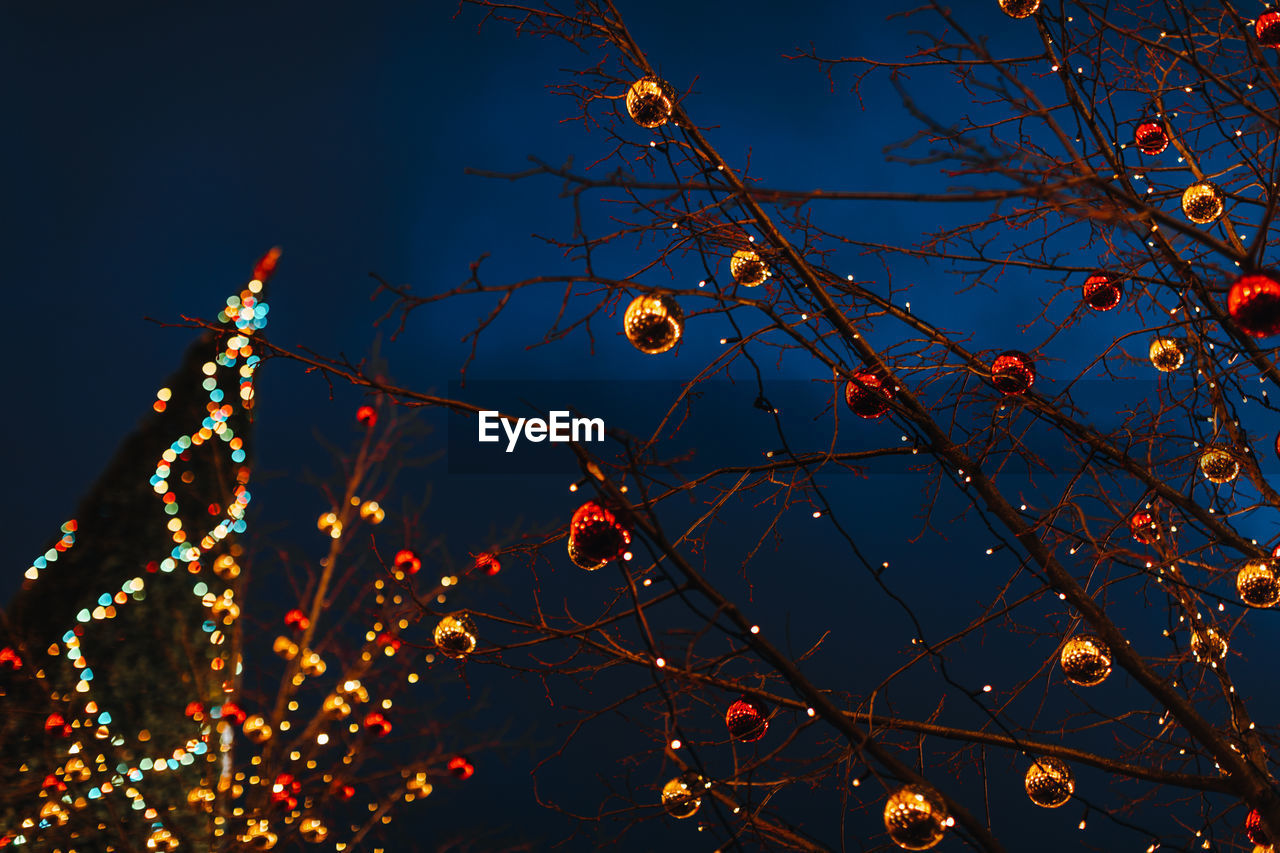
[
  {"x1": 730, "y1": 248, "x2": 769, "y2": 287},
  {"x1": 626, "y1": 77, "x2": 675, "y2": 129},
  {"x1": 661, "y1": 772, "x2": 705, "y2": 819},
  {"x1": 299, "y1": 818, "x2": 329, "y2": 843},
  {"x1": 213, "y1": 554, "x2": 241, "y2": 580},
  {"x1": 1191, "y1": 626, "x2": 1228, "y2": 662},
  {"x1": 1182, "y1": 181, "x2": 1225, "y2": 224},
  {"x1": 624, "y1": 293, "x2": 684, "y2": 355},
  {"x1": 1237, "y1": 560, "x2": 1280, "y2": 607},
  {"x1": 1060, "y1": 635, "x2": 1111, "y2": 686},
  {"x1": 434, "y1": 611, "x2": 478, "y2": 659},
  {"x1": 1199, "y1": 445, "x2": 1240, "y2": 484},
  {"x1": 999, "y1": 0, "x2": 1040, "y2": 17},
  {"x1": 1149, "y1": 337, "x2": 1186, "y2": 372},
  {"x1": 884, "y1": 785, "x2": 950, "y2": 850},
  {"x1": 1024, "y1": 757, "x2": 1074, "y2": 808},
  {"x1": 243, "y1": 715, "x2": 273, "y2": 744}
]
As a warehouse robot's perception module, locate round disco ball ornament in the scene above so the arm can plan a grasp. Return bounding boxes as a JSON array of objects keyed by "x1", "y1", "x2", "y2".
[
  {"x1": 1149, "y1": 337, "x2": 1186, "y2": 372},
  {"x1": 1228, "y1": 273, "x2": 1280, "y2": 338},
  {"x1": 661, "y1": 773, "x2": 705, "y2": 820},
  {"x1": 1258, "y1": 12, "x2": 1280, "y2": 46},
  {"x1": 991, "y1": 351, "x2": 1035, "y2": 395},
  {"x1": 1083, "y1": 272, "x2": 1123, "y2": 311},
  {"x1": 999, "y1": 0, "x2": 1040, "y2": 18},
  {"x1": 1024, "y1": 757, "x2": 1074, "y2": 808},
  {"x1": 1199, "y1": 445, "x2": 1240, "y2": 484},
  {"x1": 1247, "y1": 808, "x2": 1271, "y2": 846},
  {"x1": 1237, "y1": 561, "x2": 1280, "y2": 608},
  {"x1": 1182, "y1": 181, "x2": 1225, "y2": 224},
  {"x1": 730, "y1": 248, "x2": 769, "y2": 287},
  {"x1": 1060, "y1": 635, "x2": 1112, "y2": 686},
  {"x1": 725, "y1": 696, "x2": 769, "y2": 742},
  {"x1": 1129, "y1": 510, "x2": 1161, "y2": 544},
  {"x1": 626, "y1": 77, "x2": 675, "y2": 129},
  {"x1": 568, "y1": 501, "x2": 631, "y2": 571},
  {"x1": 883, "y1": 785, "x2": 950, "y2": 851},
  {"x1": 845, "y1": 371, "x2": 894, "y2": 419},
  {"x1": 624, "y1": 293, "x2": 684, "y2": 355},
  {"x1": 1191, "y1": 626, "x2": 1228, "y2": 663},
  {"x1": 433, "y1": 612, "x2": 478, "y2": 660},
  {"x1": 1134, "y1": 122, "x2": 1170, "y2": 155}
]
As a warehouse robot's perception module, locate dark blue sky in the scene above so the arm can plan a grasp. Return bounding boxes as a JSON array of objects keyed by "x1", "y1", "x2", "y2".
[{"x1": 4, "y1": 2, "x2": 1251, "y2": 850}]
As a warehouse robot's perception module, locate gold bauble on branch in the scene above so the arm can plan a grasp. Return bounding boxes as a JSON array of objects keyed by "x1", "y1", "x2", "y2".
[
  {"x1": 999, "y1": 0, "x2": 1040, "y2": 18},
  {"x1": 1199, "y1": 445, "x2": 1240, "y2": 484},
  {"x1": 299, "y1": 649, "x2": 326, "y2": 677},
  {"x1": 661, "y1": 772, "x2": 705, "y2": 820},
  {"x1": 212, "y1": 553, "x2": 241, "y2": 580},
  {"x1": 298, "y1": 818, "x2": 329, "y2": 843},
  {"x1": 626, "y1": 77, "x2": 676, "y2": 129},
  {"x1": 273, "y1": 635, "x2": 299, "y2": 661},
  {"x1": 434, "y1": 611, "x2": 478, "y2": 659},
  {"x1": 1024, "y1": 757, "x2": 1074, "y2": 808},
  {"x1": 243, "y1": 715, "x2": 272, "y2": 744},
  {"x1": 730, "y1": 248, "x2": 769, "y2": 287},
  {"x1": 1060, "y1": 635, "x2": 1111, "y2": 686},
  {"x1": 1237, "y1": 560, "x2": 1280, "y2": 608},
  {"x1": 883, "y1": 785, "x2": 951, "y2": 850},
  {"x1": 1148, "y1": 336, "x2": 1186, "y2": 372},
  {"x1": 1182, "y1": 181, "x2": 1225, "y2": 224},
  {"x1": 1191, "y1": 626, "x2": 1228, "y2": 663},
  {"x1": 407, "y1": 771, "x2": 434, "y2": 798},
  {"x1": 242, "y1": 820, "x2": 277, "y2": 850},
  {"x1": 624, "y1": 293, "x2": 684, "y2": 355}
]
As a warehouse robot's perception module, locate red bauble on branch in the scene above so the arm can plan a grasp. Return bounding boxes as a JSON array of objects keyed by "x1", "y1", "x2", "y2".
[
  {"x1": 1227, "y1": 273, "x2": 1280, "y2": 337},
  {"x1": 844, "y1": 370, "x2": 894, "y2": 418},
  {"x1": 1129, "y1": 511, "x2": 1161, "y2": 544},
  {"x1": 356, "y1": 405, "x2": 377, "y2": 427},
  {"x1": 1133, "y1": 122, "x2": 1169, "y2": 155},
  {"x1": 284, "y1": 608, "x2": 310, "y2": 632},
  {"x1": 990, "y1": 351, "x2": 1035, "y2": 395},
  {"x1": 393, "y1": 549, "x2": 422, "y2": 575},
  {"x1": 43, "y1": 712, "x2": 71, "y2": 737},
  {"x1": 567, "y1": 501, "x2": 632, "y2": 571},
  {"x1": 1082, "y1": 272, "x2": 1123, "y2": 311},
  {"x1": 725, "y1": 697, "x2": 769, "y2": 742},
  {"x1": 1247, "y1": 808, "x2": 1271, "y2": 845},
  {"x1": 1258, "y1": 12, "x2": 1280, "y2": 46},
  {"x1": 448, "y1": 755, "x2": 475, "y2": 779},
  {"x1": 363, "y1": 712, "x2": 393, "y2": 738}
]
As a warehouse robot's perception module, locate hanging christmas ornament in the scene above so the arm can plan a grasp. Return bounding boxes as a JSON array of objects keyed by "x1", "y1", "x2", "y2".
[
  {"x1": 1129, "y1": 510, "x2": 1161, "y2": 544},
  {"x1": 567, "y1": 501, "x2": 631, "y2": 571},
  {"x1": 270, "y1": 773, "x2": 300, "y2": 811},
  {"x1": 1133, "y1": 122, "x2": 1170, "y2": 155},
  {"x1": 1247, "y1": 808, "x2": 1271, "y2": 845},
  {"x1": 243, "y1": 715, "x2": 273, "y2": 744},
  {"x1": 394, "y1": 549, "x2": 422, "y2": 576},
  {"x1": 359, "y1": 500, "x2": 385, "y2": 524},
  {"x1": 147, "y1": 828, "x2": 179, "y2": 851},
  {"x1": 213, "y1": 554, "x2": 241, "y2": 580},
  {"x1": 298, "y1": 818, "x2": 329, "y2": 843},
  {"x1": 1258, "y1": 12, "x2": 1280, "y2": 46},
  {"x1": 624, "y1": 293, "x2": 685, "y2": 354},
  {"x1": 661, "y1": 773, "x2": 705, "y2": 820},
  {"x1": 725, "y1": 697, "x2": 769, "y2": 742},
  {"x1": 883, "y1": 785, "x2": 950, "y2": 850},
  {"x1": 299, "y1": 650, "x2": 326, "y2": 677},
  {"x1": 324, "y1": 694, "x2": 353, "y2": 718},
  {"x1": 1082, "y1": 272, "x2": 1123, "y2": 311},
  {"x1": 1228, "y1": 273, "x2": 1280, "y2": 337},
  {"x1": 407, "y1": 772, "x2": 434, "y2": 798},
  {"x1": 220, "y1": 701, "x2": 248, "y2": 725},
  {"x1": 1060, "y1": 635, "x2": 1112, "y2": 686},
  {"x1": 242, "y1": 820, "x2": 278, "y2": 850},
  {"x1": 1182, "y1": 181, "x2": 1225, "y2": 224},
  {"x1": 1148, "y1": 337, "x2": 1186, "y2": 372},
  {"x1": 1191, "y1": 626, "x2": 1228, "y2": 663},
  {"x1": 474, "y1": 552, "x2": 501, "y2": 575},
  {"x1": 990, "y1": 351, "x2": 1035, "y2": 395},
  {"x1": 43, "y1": 712, "x2": 71, "y2": 737},
  {"x1": 448, "y1": 755, "x2": 476, "y2": 779},
  {"x1": 317, "y1": 511, "x2": 342, "y2": 539},
  {"x1": 187, "y1": 786, "x2": 216, "y2": 809},
  {"x1": 330, "y1": 781, "x2": 355, "y2": 801},
  {"x1": 998, "y1": 0, "x2": 1040, "y2": 17},
  {"x1": 1199, "y1": 445, "x2": 1240, "y2": 484},
  {"x1": 626, "y1": 77, "x2": 676, "y2": 129},
  {"x1": 273, "y1": 636, "x2": 299, "y2": 661},
  {"x1": 1237, "y1": 561, "x2": 1280, "y2": 607},
  {"x1": 356, "y1": 405, "x2": 377, "y2": 427},
  {"x1": 363, "y1": 712, "x2": 393, "y2": 738},
  {"x1": 730, "y1": 248, "x2": 769, "y2": 287},
  {"x1": 284, "y1": 609, "x2": 310, "y2": 632},
  {"x1": 845, "y1": 371, "x2": 894, "y2": 418},
  {"x1": 434, "y1": 612, "x2": 478, "y2": 659},
  {"x1": 1024, "y1": 757, "x2": 1074, "y2": 807}
]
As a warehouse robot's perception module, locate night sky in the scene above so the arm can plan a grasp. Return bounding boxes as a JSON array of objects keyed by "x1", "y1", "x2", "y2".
[{"x1": 5, "y1": 2, "x2": 1264, "y2": 850}]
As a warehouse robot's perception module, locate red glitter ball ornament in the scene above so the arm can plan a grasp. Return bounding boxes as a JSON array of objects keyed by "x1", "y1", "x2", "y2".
[
  {"x1": 1133, "y1": 122, "x2": 1170, "y2": 155},
  {"x1": 567, "y1": 502, "x2": 632, "y2": 571},
  {"x1": 1082, "y1": 272, "x2": 1123, "y2": 311},
  {"x1": 448, "y1": 755, "x2": 475, "y2": 780},
  {"x1": 284, "y1": 608, "x2": 310, "y2": 632},
  {"x1": 1247, "y1": 808, "x2": 1271, "y2": 846},
  {"x1": 1258, "y1": 12, "x2": 1280, "y2": 46},
  {"x1": 1228, "y1": 273, "x2": 1280, "y2": 337},
  {"x1": 991, "y1": 351, "x2": 1035, "y2": 395},
  {"x1": 725, "y1": 697, "x2": 769, "y2": 742},
  {"x1": 219, "y1": 702, "x2": 248, "y2": 725},
  {"x1": 394, "y1": 549, "x2": 422, "y2": 575},
  {"x1": 356, "y1": 405, "x2": 377, "y2": 427},
  {"x1": 363, "y1": 712, "x2": 393, "y2": 738},
  {"x1": 844, "y1": 371, "x2": 894, "y2": 419},
  {"x1": 1129, "y1": 511, "x2": 1160, "y2": 545}
]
